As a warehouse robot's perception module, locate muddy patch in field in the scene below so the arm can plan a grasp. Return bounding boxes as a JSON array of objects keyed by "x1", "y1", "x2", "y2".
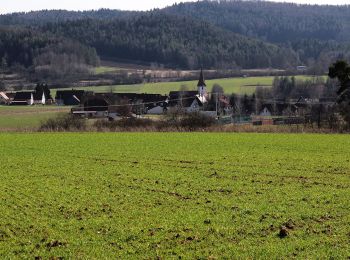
[
  {"x1": 46, "y1": 240, "x2": 67, "y2": 250},
  {"x1": 147, "y1": 188, "x2": 191, "y2": 200}
]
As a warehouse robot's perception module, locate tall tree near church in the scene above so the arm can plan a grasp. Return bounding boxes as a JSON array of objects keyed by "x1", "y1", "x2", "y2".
[{"x1": 328, "y1": 60, "x2": 350, "y2": 126}]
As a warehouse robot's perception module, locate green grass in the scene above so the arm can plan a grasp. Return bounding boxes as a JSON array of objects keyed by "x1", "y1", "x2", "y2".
[
  {"x1": 52, "y1": 75, "x2": 324, "y2": 96},
  {"x1": 0, "y1": 106, "x2": 70, "y2": 130},
  {"x1": 0, "y1": 133, "x2": 349, "y2": 258},
  {"x1": 94, "y1": 66, "x2": 120, "y2": 74}
]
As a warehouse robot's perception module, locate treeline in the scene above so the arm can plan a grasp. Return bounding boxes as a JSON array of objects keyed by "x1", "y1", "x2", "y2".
[
  {"x1": 164, "y1": 1, "x2": 350, "y2": 70},
  {"x1": 42, "y1": 13, "x2": 297, "y2": 69},
  {"x1": 0, "y1": 9, "x2": 136, "y2": 26},
  {"x1": 0, "y1": 27, "x2": 99, "y2": 80},
  {"x1": 4, "y1": 2, "x2": 350, "y2": 43},
  {"x1": 165, "y1": 1, "x2": 350, "y2": 42},
  {"x1": 2, "y1": 1, "x2": 350, "y2": 73}
]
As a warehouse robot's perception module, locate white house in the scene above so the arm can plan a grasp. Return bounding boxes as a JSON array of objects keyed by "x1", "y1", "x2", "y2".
[
  {"x1": 147, "y1": 105, "x2": 166, "y2": 115},
  {"x1": 260, "y1": 106, "x2": 272, "y2": 117}
]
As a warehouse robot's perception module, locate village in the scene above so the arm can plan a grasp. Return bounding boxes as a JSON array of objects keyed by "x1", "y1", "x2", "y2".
[{"x1": 0, "y1": 70, "x2": 336, "y2": 127}]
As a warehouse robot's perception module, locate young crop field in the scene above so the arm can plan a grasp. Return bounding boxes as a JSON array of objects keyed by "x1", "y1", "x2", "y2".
[
  {"x1": 94, "y1": 66, "x2": 121, "y2": 74},
  {"x1": 0, "y1": 106, "x2": 70, "y2": 131},
  {"x1": 52, "y1": 75, "x2": 323, "y2": 96},
  {"x1": 0, "y1": 133, "x2": 349, "y2": 259}
]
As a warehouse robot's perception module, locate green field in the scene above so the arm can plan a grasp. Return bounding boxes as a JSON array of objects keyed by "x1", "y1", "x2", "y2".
[
  {"x1": 52, "y1": 75, "x2": 323, "y2": 96},
  {"x1": 0, "y1": 106, "x2": 70, "y2": 130},
  {"x1": 94, "y1": 66, "x2": 120, "y2": 74},
  {"x1": 0, "y1": 133, "x2": 349, "y2": 258}
]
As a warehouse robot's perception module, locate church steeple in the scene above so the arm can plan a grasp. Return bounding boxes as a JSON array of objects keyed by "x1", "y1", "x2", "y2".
[
  {"x1": 197, "y1": 68, "x2": 207, "y2": 97},
  {"x1": 197, "y1": 68, "x2": 206, "y2": 87}
]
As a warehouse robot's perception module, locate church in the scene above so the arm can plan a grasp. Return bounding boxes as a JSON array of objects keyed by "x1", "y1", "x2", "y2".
[{"x1": 167, "y1": 69, "x2": 209, "y2": 112}]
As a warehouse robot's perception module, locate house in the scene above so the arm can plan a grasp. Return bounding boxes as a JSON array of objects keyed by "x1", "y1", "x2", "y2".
[
  {"x1": 105, "y1": 93, "x2": 168, "y2": 115},
  {"x1": 76, "y1": 92, "x2": 168, "y2": 118},
  {"x1": 292, "y1": 97, "x2": 312, "y2": 116},
  {"x1": 83, "y1": 93, "x2": 109, "y2": 116},
  {"x1": 297, "y1": 66, "x2": 307, "y2": 72},
  {"x1": 260, "y1": 106, "x2": 272, "y2": 117},
  {"x1": 217, "y1": 95, "x2": 232, "y2": 115},
  {"x1": 168, "y1": 91, "x2": 205, "y2": 112},
  {"x1": 56, "y1": 90, "x2": 86, "y2": 106},
  {"x1": 11, "y1": 91, "x2": 34, "y2": 105},
  {"x1": 11, "y1": 91, "x2": 51, "y2": 106},
  {"x1": 136, "y1": 94, "x2": 168, "y2": 115},
  {"x1": 10, "y1": 83, "x2": 53, "y2": 106}
]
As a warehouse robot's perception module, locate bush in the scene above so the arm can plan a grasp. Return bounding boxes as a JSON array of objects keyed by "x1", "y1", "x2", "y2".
[
  {"x1": 39, "y1": 114, "x2": 87, "y2": 131},
  {"x1": 180, "y1": 112, "x2": 216, "y2": 130},
  {"x1": 94, "y1": 113, "x2": 217, "y2": 132},
  {"x1": 94, "y1": 118, "x2": 155, "y2": 131},
  {"x1": 41, "y1": 113, "x2": 217, "y2": 132}
]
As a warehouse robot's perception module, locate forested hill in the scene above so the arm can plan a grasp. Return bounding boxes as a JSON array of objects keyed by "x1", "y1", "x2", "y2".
[
  {"x1": 163, "y1": 1, "x2": 350, "y2": 70},
  {"x1": 0, "y1": 26, "x2": 99, "y2": 80},
  {"x1": 0, "y1": 9, "x2": 137, "y2": 25},
  {"x1": 164, "y1": 1, "x2": 350, "y2": 43},
  {"x1": 42, "y1": 14, "x2": 297, "y2": 69},
  {"x1": 1, "y1": 1, "x2": 350, "y2": 71},
  {"x1": 3, "y1": 1, "x2": 350, "y2": 43}
]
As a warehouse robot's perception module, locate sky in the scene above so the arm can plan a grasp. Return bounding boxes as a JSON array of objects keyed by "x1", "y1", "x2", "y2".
[{"x1": 0, "y1": 0, "x2": 349, "y2": 14}]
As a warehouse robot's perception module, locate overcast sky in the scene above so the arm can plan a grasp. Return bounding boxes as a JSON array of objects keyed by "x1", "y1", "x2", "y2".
[{"x1": 0, "y1": 0, "x2": 349, "y2": 14}]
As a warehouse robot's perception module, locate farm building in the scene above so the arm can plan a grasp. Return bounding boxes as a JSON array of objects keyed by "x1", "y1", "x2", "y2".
[
  {"x1": 73, "y1": 92, "x2": 168, "y2": 118},
  {"x1": 132, "y1": 93, "x2": 168, "y2": 115},
  {"x1": 297, "y1": 66, "x2": 307, "y2": 72},
  {"x1": 56, "y1": 90, "x2": 86, "y2": 106},
  {"x1": 9, "y1": 84, "x2": 53, "y2": 105},
  {"x1": 258, "y1": 102, "x2": 300, "y2": 117},
  {"x1": 11, "y1": 91, "x2": 52, "y2": 105},
  {"x1": 11, "y1": 92, "x2": 35, "y2": 105},
  {"x1": 168, "y1": 91, "x2": 205, "y2": 112},
  {"x1": 260, "y1": 106, "x2": 272, "y2": 117}
]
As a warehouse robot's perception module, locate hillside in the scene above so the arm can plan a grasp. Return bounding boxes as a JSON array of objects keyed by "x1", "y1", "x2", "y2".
[
  {"x1": 164, "y1": 1, "x2": 350, "y2": 67},
  {"x1": 0, "y1": 26, "x2": 99, "y2": 84},
  {"x1": 164, "y1": 1, "x2": 350, "y2": 43},
  {"x1": 42, "y1": 13, "x2": 297, "y2": 69},
  {"x1": 1, "y1": 1, "x2": 350, "y2": 73},
  {"x1": 0, "y1": 9, "x2": 137, "y2": 25}
]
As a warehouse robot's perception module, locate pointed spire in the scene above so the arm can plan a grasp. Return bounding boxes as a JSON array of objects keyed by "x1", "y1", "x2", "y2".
[{"x1": 197, "y1": 68, "x2": 206, "y2": 87}]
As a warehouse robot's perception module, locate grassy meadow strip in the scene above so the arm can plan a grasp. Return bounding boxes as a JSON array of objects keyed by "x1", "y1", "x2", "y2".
[
  {"x1": 0, "y1": 106, "x2": 71, "y2": 131},
  {"x1": 51, "y1": 75, "x2": 322, "y2": 96}
]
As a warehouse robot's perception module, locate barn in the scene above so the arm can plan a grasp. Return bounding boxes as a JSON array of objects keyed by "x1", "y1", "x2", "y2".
[{"x1": 55, "y1": 90, "x2": 86, "y2": 106}]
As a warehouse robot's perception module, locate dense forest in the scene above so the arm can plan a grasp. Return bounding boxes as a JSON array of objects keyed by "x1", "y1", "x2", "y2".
[
  {"x1": 164, "y1": 1, "x2": 350, "y2": 43},
  {"x1": 1, "y1": 0, "x2": 350, "y2": 75},
  {"x1": 42, "y1": 14, "x2": 297, "y2": 69},
  {"x1": 0, "y1": 9, "x2": 137, "y2": 25},
  {"x1": 0, "y1": 27, "x2": 99, "y2": 80},
  {"x1": 164, "y1": 1, "x2": 350, "y2": 71}
]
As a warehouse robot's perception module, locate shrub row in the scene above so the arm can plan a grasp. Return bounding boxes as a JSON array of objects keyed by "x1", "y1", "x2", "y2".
[
  {"x1": 39, "y1": 112, "x2": 217, "y2": 132},
  {"x1": 39, "y1": 114, "x2": 87, "y2": 131}
]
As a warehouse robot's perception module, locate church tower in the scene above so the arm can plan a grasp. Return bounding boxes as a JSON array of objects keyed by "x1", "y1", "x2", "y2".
[{"x1": 197, "y1": 68, "x2": 207, "y2": 97}]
